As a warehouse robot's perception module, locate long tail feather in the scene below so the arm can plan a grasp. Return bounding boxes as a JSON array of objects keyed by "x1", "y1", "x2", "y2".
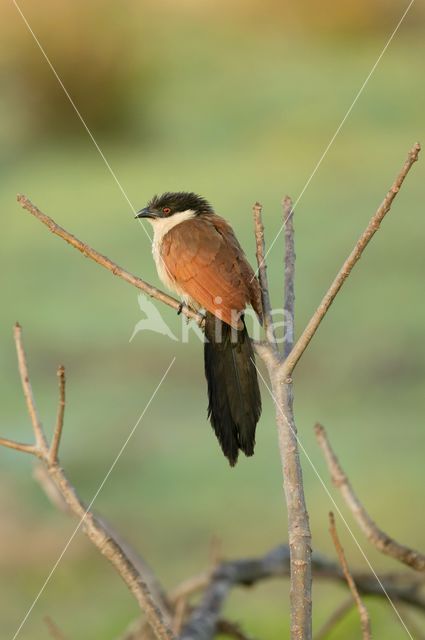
[{"x1": 204, "y1": 312, "x2": 262, "y2": 466}]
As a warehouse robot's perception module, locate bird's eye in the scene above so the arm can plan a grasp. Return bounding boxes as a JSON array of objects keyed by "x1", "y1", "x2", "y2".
[{"x1": 162, "y1": 207, "x2": 171, "y2": 215}]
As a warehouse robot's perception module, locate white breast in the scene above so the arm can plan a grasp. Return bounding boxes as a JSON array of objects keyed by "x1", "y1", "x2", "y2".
[{"x1": 149, "y1": 209, "x2": 196, "y2": 298}]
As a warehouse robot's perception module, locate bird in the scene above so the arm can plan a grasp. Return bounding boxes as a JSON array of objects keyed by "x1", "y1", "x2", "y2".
[{"x1": 136, "y1": 192, "x2": 262, "y2": 466}]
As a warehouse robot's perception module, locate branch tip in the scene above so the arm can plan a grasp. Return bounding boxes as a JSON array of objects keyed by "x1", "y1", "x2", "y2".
[
  {"x1": 282, "y1": 142, "x2": 421, "y2": 376},
  {"x1": 317, "y1": 422, "x2": 425, "y2": 572}
]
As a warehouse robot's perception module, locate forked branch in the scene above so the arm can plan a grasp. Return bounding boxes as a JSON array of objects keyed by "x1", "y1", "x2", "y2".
[
  {"x1": 282, "y1": 142, "x2": 420, "y2": 376},
  {"x1": 1, "y1": 324, "x2": 174, "y2": 640}
]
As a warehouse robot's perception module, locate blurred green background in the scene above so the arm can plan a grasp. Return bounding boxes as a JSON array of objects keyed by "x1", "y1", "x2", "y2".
[{"x1": 1, "y1": 1, "x2": 424, "y2": 638}]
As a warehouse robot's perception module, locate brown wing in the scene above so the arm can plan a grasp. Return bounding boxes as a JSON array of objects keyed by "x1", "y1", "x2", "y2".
[{"x1": 161, "y1": 214, "x2": 263, "y2": 329}]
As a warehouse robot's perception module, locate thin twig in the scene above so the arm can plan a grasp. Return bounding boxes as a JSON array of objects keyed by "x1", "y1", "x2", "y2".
[
  {"x1": 172, "y1": 597, "x2": 188, "y2": 635},
  {"x1": 17, "y1": 195, "x2": 203, "y2": 326},
  {"x1": 316, "y1": 423, "x2": 425, "y2": 572},
  {"x1": 313, "y1": 596, "x2": 354, "y2": 640},
  {"x1": 0, "y1": 436, "x2": 39, "y2": 456},
  {"x1": 14, "y1": 323, "x2": 47, "y2": 449},
  {"x1": 252, "y1": 202, "x2": 278, "y2": 350},
  {"x1": 283, "y1": 196, "x2": 295, "y2": 358},
  {"x1": 282, "y1": 142, "x2": 421, "y2": 376},
  {"x1": 49, "y1": 365, "x2": 65, "y2": 464},
  {"x1": 329, "y1": 512, "x2": 371, "y2": 639}
]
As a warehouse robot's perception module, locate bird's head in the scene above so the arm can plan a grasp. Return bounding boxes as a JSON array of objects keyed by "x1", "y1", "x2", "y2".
[{"x1": 135, "y1": 192, "x2": 213, "y2": 221}]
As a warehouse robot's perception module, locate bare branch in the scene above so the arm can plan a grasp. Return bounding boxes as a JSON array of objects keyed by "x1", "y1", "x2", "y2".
[
  {"x1": 315, "y1": 423, "x2": 425, "y2": 572},
  {"x1": 282, "y1": 142, "x2": 421, "y2": 376},
  {"x1": 17, "y1": 195, "x2": 203, "y2": 326},
  {"x1": 261, "y1": 198, "x2": 311, "y2": 640},
  {"x1": 283, "y1": 196, "x2": 295, "y2": 358},
  {"x1": 252, "y1": 202, "x2": 278, "y2": 350},
  {"x1": 254, "y1": 196, "x2": 312, "y2": 640},
  {"x1": 179, "y1": 565, "x2": 234, "y2": 640},
  {"x1": 1, "y1": 326, "x2": 175, "y2": 640},
  {"x1": 313, "y1": 596, "x2": 354, "y2": 640},
  {"x1": 0, "y1": 436, "x2": 39, "y2": 456},
  {"x1": 14, "y1": 323, "x2": 48, "y2": 450},
  {"x1": 329, "y1": 512, "x2": 371, "y2": 639},
  {"x1": 49, "y1": 365, "x2": 66, "y2": 464},
  {"x1": 172, "y1": 598, "x2": 188, "y2": 635},
  {"x1": 120, "y1": 542, "x2": 425, "y2": 640}
]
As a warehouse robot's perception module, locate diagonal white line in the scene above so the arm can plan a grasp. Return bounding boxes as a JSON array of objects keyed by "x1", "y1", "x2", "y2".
[
  {"x1": 12, "y1": 0, "x2": 182, "y2": 295},
  {"x1": 254, "y1": 0, "x2": 416, "y2": 279},
  {"x1": 12, "y1": 357, "x2": 176, "y2": 640},
  {"x1": 11, "y1": 0, "x2": 153, "y2": 243},
  {"x1": 251, "y1": 360, "x2": 413, "y2": 638}
]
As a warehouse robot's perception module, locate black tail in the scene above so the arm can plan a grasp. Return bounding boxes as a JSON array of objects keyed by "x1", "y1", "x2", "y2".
[{"x1": 204, "y1": 311, "x2": 262, "y2": 466}]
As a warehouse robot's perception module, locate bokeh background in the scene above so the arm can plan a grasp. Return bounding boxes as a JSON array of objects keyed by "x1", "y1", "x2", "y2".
[{"x1": 1, "y1": 1, "x2": 424, "y2": 638}]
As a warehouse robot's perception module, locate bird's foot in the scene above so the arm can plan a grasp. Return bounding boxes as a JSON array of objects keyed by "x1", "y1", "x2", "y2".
[{"x1": 177, "y1": 302, "x2": 185, "y2": 315}]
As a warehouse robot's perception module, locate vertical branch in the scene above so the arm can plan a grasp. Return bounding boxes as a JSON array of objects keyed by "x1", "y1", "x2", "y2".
[
  {"x1": 283, "y1": 196, "x2": 295, "y2": 358},
  {"x1": 252, "y1": 196, "x2": 312, "y2": 639},
  {"x1": 49, "y1": 365, "x2": 66, "y2": 464},
  {"x1": 329, "y1": 512, "x2": 371, "y2": 639},
  {"x1": 14, "y1": 323, "x2": 48, "y2": 449},
  {"x1": 252, "y1": 202, "x2": 278, "y2": 350},
  {"x1": 271, "y1": 195, "x2": 312, "y2": 639}
]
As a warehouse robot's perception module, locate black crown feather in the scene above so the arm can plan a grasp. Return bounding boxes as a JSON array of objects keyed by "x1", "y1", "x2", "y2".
[{"x1": 147, "y1": 192, "x2": 214, "y2": 214}]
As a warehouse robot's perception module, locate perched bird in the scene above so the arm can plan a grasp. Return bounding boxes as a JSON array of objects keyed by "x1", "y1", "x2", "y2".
[{"x1": 136, "y1": 192, "x2": 262, "y2": 465}]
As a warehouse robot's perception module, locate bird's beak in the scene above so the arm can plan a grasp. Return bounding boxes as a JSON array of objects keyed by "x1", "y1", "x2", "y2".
[{"x1": 135, "y1": 207, "x2": 158, "y2": 219}]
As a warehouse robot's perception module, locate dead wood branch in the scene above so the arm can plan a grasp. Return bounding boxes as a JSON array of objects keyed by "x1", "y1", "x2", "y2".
[
  {"x1": 1, "y1": 324, "x2": 174, "y2": 640},
  {"x1": 253, "y1": 199, "x2": 312, "y2": 639},
  {"x1": 17, "y1": 195, "x2": 203, "y2": 326},
  {"x1": 175, "y1": 545, "x2": 425, "y2": 639},
  {"x1": 13, "y1": 143, "x2": 421, "y2": 640},
  {"x1": 49, "y1": 365, "x2": 65, "y2": 464},
  {"x1": 282, "y1": 142, "x2": 420, "y2": 376},
  {"x1": 329, "y1": 512, "x2": 371, "y2": 639},
  {"x1": 252, "y1": 201, "x2": 278, "y2": 350},
  {"x1": 316, "y1": 423, "x2": 425, "y2": 572},
  {"x1": 283, "y1": 196, "x2": 295, "y2": 358}
]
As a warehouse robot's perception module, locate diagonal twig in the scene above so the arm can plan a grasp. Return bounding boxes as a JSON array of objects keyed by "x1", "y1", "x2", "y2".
[
  {"x1": 0, "y1": 436, "x2": 39, "y2": 456},
  {"x1": 282, "y1": 142, "x2": 420, "y2": 376},
  {"x1": 329, "y1": 512, "x2": 371, "y2": 639},
  {"x1": 316, "y1": 423, "x2": 425, "y2": 572},
  {"x1": 17, "y1": 195, "x2": 203, "y2": 326}
]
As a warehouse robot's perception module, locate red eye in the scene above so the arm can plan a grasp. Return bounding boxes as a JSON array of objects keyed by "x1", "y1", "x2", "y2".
[{"x1": 162, "y1": 207, "x2": 171, "y2": 215}]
